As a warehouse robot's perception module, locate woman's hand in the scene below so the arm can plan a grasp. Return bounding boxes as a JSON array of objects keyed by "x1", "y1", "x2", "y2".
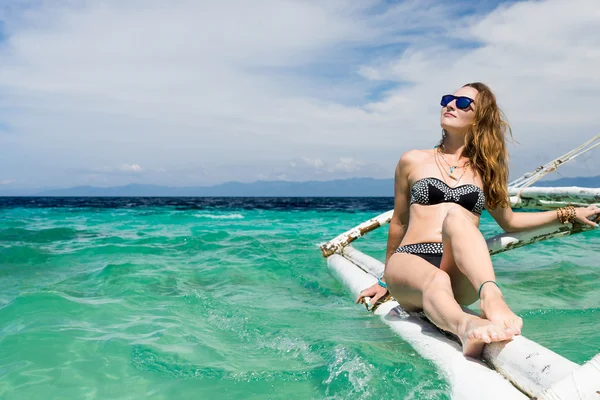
[
  {"x1": 356, "y1": 282, "x2": 388, "y2": 306},
  {"x1": 575, "y1": 205, "x2": 600, "y2": 228}
]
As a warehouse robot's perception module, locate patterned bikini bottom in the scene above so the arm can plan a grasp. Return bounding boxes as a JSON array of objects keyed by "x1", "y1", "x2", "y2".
[{"x1": 394, "y1": 242, "x2": 443, "y2": 269}]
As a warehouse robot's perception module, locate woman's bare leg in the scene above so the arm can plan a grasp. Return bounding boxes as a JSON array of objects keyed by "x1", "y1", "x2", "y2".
[
  {"x1": 385, "y1": 253, "x2": 514, "y2": 357},
  {"x1": 441, "y1": 207, "x2": 523, "y2": 334}
]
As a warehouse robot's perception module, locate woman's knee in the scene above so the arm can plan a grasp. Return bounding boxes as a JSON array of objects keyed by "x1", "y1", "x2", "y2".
[
  {"x1": 442, "y1": 206, "x2": 471, "y2": 237},
  {"x1": 423, "y1": 269, "x2": 452, "y2": 293},
  {"x1": 421, "y1": 270, "x2": 453, "y2": 308}
]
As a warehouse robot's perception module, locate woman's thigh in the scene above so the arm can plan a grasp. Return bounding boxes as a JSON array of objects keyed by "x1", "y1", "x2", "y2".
[{"x1": 384, "y1": 252, "x2": 444, "y2": 312}]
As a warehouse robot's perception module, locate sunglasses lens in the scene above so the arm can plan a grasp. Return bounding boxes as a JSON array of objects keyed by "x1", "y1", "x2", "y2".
[
  {"x1": 455, "y1": 97, "x2": 472, "y2": 109},
  {"x1": 440, "y1": 95, "x2": 454, "y2": 107}
]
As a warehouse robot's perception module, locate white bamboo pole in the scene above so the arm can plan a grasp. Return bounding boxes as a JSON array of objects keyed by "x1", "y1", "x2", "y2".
[
  {"x1": 328, "y1": 254, "x2": 529, "y2": 400},
  {"x1": 487, "y1": 216, "x2": 599, "y2": 255},
  {"x1": 332, "y1": 247, "x2": 600, "y2": 399},
  {"x1": 509, "y1": 187, "x2": 600, "y2": 209},
  {"x1": 509, "y1": 133, "x2": 600, "y2": 189},
  {"x1": 320, "y1": 210, "x2": 393, "y2": 257},
  {"x1": 538, "y1": 355, "x2": 600, "y2": 400},
  {"x1": 320, "y1": 207, "x2": 599, "y2": 258}
]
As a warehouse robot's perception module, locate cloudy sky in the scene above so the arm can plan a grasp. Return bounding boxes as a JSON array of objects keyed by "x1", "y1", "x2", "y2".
[{"x1": 0, "y1": 0, "x2": 599, "y2": 189}]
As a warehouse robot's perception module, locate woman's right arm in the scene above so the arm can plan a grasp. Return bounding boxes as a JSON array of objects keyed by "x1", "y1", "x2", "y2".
[
  {"x1": 356, "y1": 151, "x2": 413, "y2": 304},
  {"x1": 384, "y1": 151, "x2": 413, "y2": 266}
]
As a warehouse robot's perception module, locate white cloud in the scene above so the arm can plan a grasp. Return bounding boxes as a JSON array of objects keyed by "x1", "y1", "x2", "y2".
[
  {"x1": 119, "y1": 163, "x2": 143, "y2": 173},
  {"x1": 331, "y1": 157, "x2": 366, "y2": 173},
  {"x1": 298, "y1": 157, "x2": 324, "y2": 170},
  {"x1": 278, "y1": 156, "x2": 386, "y2": 180},
  {"x1": 0, "y1": 0, "x2": 599, "y2": 188},
  {"x1": 0, "y1": 179, "x2": 15, "y2": 185},
  {"x1": 87, "y1": 163, "x2": 144, "y2": 174}
]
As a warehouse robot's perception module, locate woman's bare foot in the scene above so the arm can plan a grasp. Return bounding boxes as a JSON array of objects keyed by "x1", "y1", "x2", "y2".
[
  {"x1": 479, "y1": 283, "x2": 523, "y2": 335},
  {"x1": 457, "y1": 315, "x2": 514, "y2": 358}
]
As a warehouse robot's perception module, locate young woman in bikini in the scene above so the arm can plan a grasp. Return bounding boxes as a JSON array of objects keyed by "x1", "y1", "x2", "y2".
[{"x1": 356, "y1": 82, "x2": 600, "y2": 357}]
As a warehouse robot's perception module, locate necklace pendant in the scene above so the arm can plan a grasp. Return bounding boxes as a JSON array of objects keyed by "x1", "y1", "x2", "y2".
[{"x1": 450, "y1": 166, "x2": 454, "y2": 173}]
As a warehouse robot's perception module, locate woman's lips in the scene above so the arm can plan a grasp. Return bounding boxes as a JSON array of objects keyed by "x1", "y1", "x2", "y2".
[{"x1": 444, "y1": 112, "x2": 456, "y2": 118}]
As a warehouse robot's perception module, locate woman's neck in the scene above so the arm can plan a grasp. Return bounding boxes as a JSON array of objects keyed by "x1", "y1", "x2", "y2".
[{"x1": 440, "y1": 131, "x2": 466, "y2": 159}]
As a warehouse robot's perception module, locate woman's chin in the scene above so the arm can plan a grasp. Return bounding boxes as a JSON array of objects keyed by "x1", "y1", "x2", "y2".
[{"x1": 440, "y1": 121, "x2": 466, "y2": 132}]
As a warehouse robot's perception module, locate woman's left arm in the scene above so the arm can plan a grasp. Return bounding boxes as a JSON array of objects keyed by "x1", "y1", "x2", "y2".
[{"x1": 487, "y1": 204, "x2": 600, "y2": 233}]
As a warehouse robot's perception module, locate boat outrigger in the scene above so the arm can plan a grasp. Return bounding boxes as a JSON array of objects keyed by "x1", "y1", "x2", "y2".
[{"x1": 319, "y1": 135, "x2": 600, "y2": 400}]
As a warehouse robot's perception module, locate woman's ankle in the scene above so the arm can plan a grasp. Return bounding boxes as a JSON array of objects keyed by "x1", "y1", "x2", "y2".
[{"x1": 478, "y1": 280, "x2": 502, "y2": 300}]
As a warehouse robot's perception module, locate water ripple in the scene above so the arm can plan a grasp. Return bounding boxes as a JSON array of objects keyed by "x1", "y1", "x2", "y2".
[{"x1": 0, "y1": 198, "x2": 597, "y2": 399}]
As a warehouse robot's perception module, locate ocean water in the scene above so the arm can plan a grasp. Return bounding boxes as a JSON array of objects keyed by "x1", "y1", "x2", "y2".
[{"x1": 0, "y1": 197, "x2": 598, "y2": 400}]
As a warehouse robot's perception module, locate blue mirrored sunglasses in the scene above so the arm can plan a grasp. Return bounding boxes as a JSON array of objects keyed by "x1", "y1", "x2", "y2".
[{"x1": 440, "y1": 95, "x2": 474, "y2": 110}]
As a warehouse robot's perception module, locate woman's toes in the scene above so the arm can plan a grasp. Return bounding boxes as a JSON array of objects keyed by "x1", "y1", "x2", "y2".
[
  {"x1": 510, "y1": 318, "x2": 522, "y2": 334},
  {"x1": 480, "y1": 330, "x2": 491, "y2": 343}
]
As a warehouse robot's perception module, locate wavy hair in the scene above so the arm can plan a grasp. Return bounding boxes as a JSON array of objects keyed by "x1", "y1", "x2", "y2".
[{"x1": 442, "y1": 82, "x2": 516, "y2": 210}]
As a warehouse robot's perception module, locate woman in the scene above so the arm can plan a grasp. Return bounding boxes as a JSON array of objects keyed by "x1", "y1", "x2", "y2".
[{"x1": 356, "y1": 82, "x2": 600, "y2": 358}]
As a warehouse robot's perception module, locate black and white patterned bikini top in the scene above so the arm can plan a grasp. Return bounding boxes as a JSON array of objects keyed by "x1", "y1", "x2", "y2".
[{"x1": 410, "y1": 177, "x2": 485, "y2": 215}]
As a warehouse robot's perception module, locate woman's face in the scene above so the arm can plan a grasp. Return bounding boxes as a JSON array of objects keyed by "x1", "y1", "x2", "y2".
[{"x1": 440, "y1": 86, "x2": 478, "y2": 133}]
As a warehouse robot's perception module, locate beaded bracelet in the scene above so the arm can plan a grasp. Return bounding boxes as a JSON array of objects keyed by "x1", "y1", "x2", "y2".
[
  {"x1": 566, "y1": 206, "x2": 575, "y2": 223},
  {"x1": 557, "y1": 206, "x2": 572, "y2": 224},
  {"x1": 557, "y1": 205, "x2": 576, "y2": 224},
  {"x1": 557, "y1": 207, "x2": 567, "y2": 224}
]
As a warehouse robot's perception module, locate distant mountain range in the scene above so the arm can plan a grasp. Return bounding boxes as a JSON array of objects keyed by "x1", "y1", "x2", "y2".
[{"x1": 1, "y1": 175, "x2": 599, "y2": 197}]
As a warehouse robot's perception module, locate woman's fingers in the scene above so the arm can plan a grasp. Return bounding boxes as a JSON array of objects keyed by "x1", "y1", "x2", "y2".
[
  {"x1": 576, "y1": 207, "x2": 600, "y2": 228},
  {"x1": 582, "y1": 217, "x2": 598, "y2": 228},
  {"x1": 356, "y1": 289, "x2": 372, "y2": 304},
  {"x1": 371, "y1": 292, "x2": 384, "y2": 304},
  {"x1": 356, "y1": 284, "x2": 387, "y2": 304},
  {"x1": 588, "y1": 207, "x2": 600, "y2": 227},
  {"x1": 355, "y1": 293, "x2": 363, "y2": 304}
]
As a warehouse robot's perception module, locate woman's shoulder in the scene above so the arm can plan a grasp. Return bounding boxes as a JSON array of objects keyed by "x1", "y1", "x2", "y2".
[
  {"x1": 398, "y1": 149, "x2": 433, "y2": 166},
  {"x1": 395, "y1": 149, "x2": 433, "y2": 179}
]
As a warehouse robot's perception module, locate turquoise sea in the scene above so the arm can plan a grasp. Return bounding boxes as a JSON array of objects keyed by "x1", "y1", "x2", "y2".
[{"x1": 1, "y1": 197, "x2": 598, "y2": 400}]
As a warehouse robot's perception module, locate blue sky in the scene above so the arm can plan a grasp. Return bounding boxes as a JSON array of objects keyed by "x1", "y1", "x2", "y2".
[{"x1": 0, "y1": 0, "x2": 599, "y2": 189}]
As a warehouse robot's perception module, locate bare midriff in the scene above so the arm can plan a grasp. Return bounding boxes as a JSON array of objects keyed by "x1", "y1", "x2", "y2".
[{"x1": 399, "y1": 203, "x2": 481, "y2": 247}]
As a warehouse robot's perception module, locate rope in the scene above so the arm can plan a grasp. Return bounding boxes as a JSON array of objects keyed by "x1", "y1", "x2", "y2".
[{"x1": 509, "y1": 133, "x2": 600, "y2": 190}]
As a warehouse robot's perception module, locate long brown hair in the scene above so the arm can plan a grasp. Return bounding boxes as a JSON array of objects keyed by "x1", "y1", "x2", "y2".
[{"x1": 460, "y1": 82, "x2": 515, "y2": 209}]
